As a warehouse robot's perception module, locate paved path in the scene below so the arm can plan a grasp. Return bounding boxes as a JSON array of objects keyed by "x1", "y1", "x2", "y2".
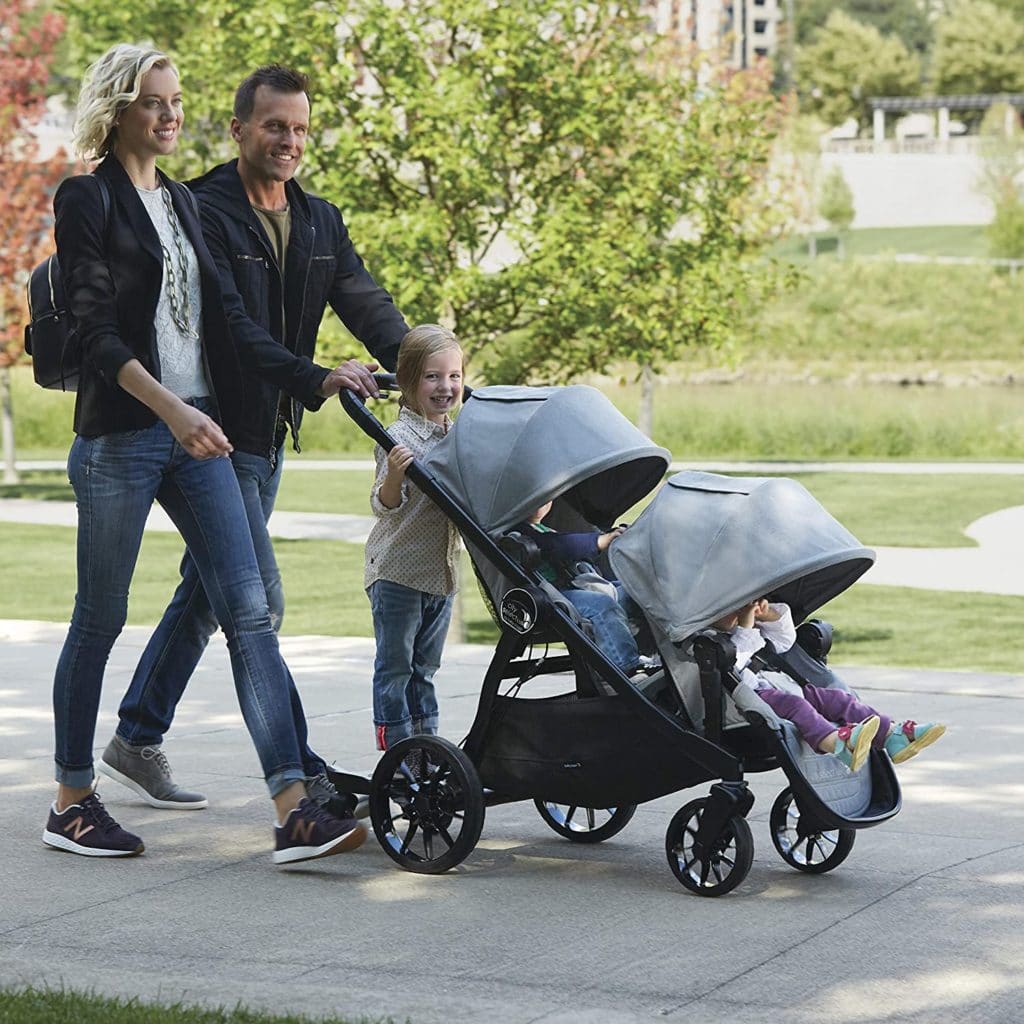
[
  {"x1": 5, "y1": 460, "x2": 1023, "y2": 594},
  {"x1": 1, "y1": 619, "x2": 1022, "y2": 1023}
]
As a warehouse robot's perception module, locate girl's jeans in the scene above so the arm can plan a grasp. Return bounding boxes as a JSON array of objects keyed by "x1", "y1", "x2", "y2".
[
  {"x1": 113, "y1": 448, "x2": 327, "y2": 778},
  {"x1": 757, "y1": 683, "x2": 892, "y2": 752},
  {"x1": 368, "y1": 579, "x2": 452, "y2": 750},
  {"x1": 54, "y1": 406, "x2": 305, "y2": 797}
]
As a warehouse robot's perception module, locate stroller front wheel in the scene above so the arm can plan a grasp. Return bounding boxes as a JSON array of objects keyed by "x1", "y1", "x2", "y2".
[
  {"x1": 534, "y1": 800, "x2": 636, "y2": 843},
  {"x1": 665, "y1": 797, "x2": 754, "y2": 897},
  {"x1": 369, "y1": 735, "x2": 485, "y2": 874},
  {"x1": 769, "y1": 787, "x2": 855, "y2": 874}
]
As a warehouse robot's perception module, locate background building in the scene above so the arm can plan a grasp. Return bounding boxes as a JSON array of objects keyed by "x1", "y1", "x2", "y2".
[{"x1": 646, "y1": 0, "x2": 781, "y2": 68}]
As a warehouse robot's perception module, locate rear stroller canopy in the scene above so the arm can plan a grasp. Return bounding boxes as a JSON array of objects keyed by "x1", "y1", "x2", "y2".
[
  {"x1": 423, "y1": 385, "x2": 671, "y2": 533},
  {"x1": 609, "y1": 471, "x2": 876, "y2": 642}
]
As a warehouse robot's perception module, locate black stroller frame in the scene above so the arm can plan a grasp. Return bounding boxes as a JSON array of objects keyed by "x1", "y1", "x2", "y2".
[{"x1": 330, "y1": 380, "x2": 901, "y2": 896}]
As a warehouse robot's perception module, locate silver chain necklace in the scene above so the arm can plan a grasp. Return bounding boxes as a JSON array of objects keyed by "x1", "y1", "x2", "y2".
[{"x1": 157, "y1": 185, "x2": 198, "y2": 339}]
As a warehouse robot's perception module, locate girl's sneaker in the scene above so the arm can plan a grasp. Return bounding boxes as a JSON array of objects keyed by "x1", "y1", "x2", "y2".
[
  {"x1": 885, "y1": 721, "x2": 946, "y2": 764},
  {"x1": 833, "y1": 715, "x2": 881, "y2": 773}
]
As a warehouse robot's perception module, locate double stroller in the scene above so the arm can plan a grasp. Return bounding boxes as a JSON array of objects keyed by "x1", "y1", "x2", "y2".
[{"x1": 332, "y1": 381, "x2": 900, "y2": 896}]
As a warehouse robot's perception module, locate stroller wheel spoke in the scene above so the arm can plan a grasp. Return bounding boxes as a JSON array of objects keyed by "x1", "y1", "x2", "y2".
[{"x1": 399, "y1": 820, "x2": 419, "y2": 855}]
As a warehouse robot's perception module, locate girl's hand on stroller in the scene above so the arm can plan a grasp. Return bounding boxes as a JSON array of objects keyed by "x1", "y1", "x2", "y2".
[
  {"x1": 378, "y1": 445, "x2": 415, "y2": 509},
  {"x1": 386, "y1": 445, "x2": 415, "y2": 478}
]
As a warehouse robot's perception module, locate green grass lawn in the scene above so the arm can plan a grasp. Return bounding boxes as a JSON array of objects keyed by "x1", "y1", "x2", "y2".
[
  {"x1": 770, "y1": 224, "x2": 991, "y2": 262},
  {"x1": 0, "y1": 987, "x2": 385, "y2": 1024}
]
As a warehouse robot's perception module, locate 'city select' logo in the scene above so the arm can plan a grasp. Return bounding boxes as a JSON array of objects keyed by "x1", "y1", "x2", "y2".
[{"x1": 500, "y1": 589, "x2": 538, "y2": 635}]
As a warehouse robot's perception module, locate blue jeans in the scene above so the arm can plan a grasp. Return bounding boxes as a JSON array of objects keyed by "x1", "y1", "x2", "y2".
[
  {"x1": 368, "y1": 580, "x2": 451, "y2": 750},
  {"x1": 54, "y1": 407, "x2": 305, "y2": 797},
  {"x1": 562, "y1": 585, "x2": 640, "y2": 673},
  {"x1": 114, "y1": 449, "x2": 327, "y2": 777}
]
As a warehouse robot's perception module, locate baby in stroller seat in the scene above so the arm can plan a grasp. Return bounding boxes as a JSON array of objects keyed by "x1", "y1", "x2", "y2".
[
  {"x1": 517, "y1": 502, "x2": 657, "y2": 677},
  {"x1": 715, "y1": 598, "x2": 947, "y2": 770}
]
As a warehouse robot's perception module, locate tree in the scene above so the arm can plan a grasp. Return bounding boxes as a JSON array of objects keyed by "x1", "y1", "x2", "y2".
[
  {"x1": 790, "y1": 0, "x2": 933, "y2": 54},
  {"x1": 62, "y1": 0, "x2": 788, "y2": 421},
  {"x1": 976, "y1": 103, "x2": 1024, "y2": 258},
  {"x1": 797, "y1": 11, "x2": 921, "y2": 129},
  {"x1": 0, "y1": 0, "x2": 67, "y2": 483},
  {"x1": 819, "y1": 166, "x2": 855, "y2": 234},
  {"x1": 932, "y1": 1, "x2": 1024, "y2": 96}
]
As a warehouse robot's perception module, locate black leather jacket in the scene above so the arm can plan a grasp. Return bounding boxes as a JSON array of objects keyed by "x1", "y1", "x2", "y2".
[
  {"x1": 55, "y1": 154, "x2": 247, "y2": 438},
  {"x1": 187, "y1": 160, "x2": 408, "y2": 456}
]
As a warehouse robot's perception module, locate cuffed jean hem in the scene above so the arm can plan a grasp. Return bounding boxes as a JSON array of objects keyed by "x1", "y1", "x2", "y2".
[
  {"x1": 55, "y1": 763, "x2": 95, "y2": 788},
  {"x1": 266, "y1": 766, "x2": 307, "y2": 799}
]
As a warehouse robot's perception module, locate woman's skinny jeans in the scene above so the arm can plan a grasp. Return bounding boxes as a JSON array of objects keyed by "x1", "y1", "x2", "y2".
[{"x1": 53, "y1": 406, "x2": 305, "y2": 797}]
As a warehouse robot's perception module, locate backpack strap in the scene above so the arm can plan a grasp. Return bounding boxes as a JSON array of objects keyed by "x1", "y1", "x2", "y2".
[{"x1": 94, "y1": 174, "x2": 111, "y2": 229}]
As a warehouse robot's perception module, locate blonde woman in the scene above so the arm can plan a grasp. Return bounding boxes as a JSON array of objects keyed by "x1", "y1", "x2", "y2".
[{"x1": 44, "y1": 44, "x2": 365, "y2": 863}]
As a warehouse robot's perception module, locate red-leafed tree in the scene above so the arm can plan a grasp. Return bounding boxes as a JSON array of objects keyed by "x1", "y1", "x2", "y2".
[{"x1": 0, "y1": 0, "x2": 68, "y2": 482}]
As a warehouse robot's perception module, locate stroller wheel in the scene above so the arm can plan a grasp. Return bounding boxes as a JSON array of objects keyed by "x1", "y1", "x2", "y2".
[
  {"x1": 665, "y1": 797, "x2": 753, "y2": 897},
  {"x1": 534, "y1": 800, "x2": 636, "y2": 844},
  {"x1": 769, "y1": 788, "x2": 855, "y2": 874},
  {"x1": 369, "y1": 736, "x2": 485, "y2": 875}
]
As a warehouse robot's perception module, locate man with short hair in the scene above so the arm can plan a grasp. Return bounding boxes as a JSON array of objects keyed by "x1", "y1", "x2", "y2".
[{"x1": 98, "y1": 65, "x2": 409, "y2": 821}]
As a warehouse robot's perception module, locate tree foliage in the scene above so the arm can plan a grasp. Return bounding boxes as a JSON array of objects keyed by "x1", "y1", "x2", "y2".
[
  {"x1": 0, "y1": 0, "x2": 67, "y2": 366},
  {"x1": 819, "y1": 166, "x2": 855, "y2": 232},
  {"x1": 931, "y1": 0, "x2": 1024, "y2": 96},
  {"x1": 60, "y1": 0, "x2": 788, "y2": 384},
  {"x1": 797, "y1": 12, "x2": 921, "y2": 130},
  {"x1": 791, "y1": 0, "x2": 933, "y2": 55}
]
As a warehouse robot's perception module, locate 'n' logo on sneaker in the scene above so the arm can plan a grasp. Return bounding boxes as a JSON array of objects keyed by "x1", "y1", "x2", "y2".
[
  {"x1": 63, "y1": 816, "x2": 94, "y2": 841},
  {"x1": 290, "y1": 817, "x2": 317, "y2": 845}
]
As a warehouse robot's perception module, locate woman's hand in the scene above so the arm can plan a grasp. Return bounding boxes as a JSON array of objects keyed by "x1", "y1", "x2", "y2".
[
  {"x1": 114, "y1": 359, "x2": 232, "y2": 460},
  {"x1": 164, "y1": 402, "x2": 233, "y2": 459}
]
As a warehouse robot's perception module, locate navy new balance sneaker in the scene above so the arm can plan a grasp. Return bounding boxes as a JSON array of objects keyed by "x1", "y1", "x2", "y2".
[
  {"x1": 273, "y1": 798, "x2": 366, "y2": 865},
  {"x1": 42, "y1": 793, "x2": 145, "y2": 857}
]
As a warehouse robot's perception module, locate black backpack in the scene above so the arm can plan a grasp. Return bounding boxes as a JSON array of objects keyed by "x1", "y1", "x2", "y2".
[{"x1": 24, "y1": 176, "x2": 111, "y2": 391}]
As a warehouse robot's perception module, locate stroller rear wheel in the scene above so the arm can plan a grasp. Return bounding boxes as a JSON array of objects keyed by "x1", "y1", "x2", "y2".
[
  {"x1": 769, "y1": 788, "x2": 855, "y2": 874},
  {"x1": 534, "y1": 800, "x2": 636, "y2": 844},
  {"x1": 369, "y1": 736, "x2": 485, "y2": 874},
  {"x1": 665, "y1": 797, "x2": 754, "y2": 897}
]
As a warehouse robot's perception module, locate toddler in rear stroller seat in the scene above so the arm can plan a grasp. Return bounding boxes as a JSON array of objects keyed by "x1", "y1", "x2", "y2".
[
  {"x1": 715, "y1": 598, "x2": 947, "y2": 770},
  {"x1": 518, "y1": 502, "x2": 657, "y2": 676}
]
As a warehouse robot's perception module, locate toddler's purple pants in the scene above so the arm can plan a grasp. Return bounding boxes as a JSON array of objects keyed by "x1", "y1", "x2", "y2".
[{"x1": 757, "y1": 683, "x2": 892, "y2": 752}]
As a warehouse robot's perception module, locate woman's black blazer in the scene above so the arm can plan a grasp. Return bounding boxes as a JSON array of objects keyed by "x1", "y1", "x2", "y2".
[{"x1": 54, "y1": 153, "x2": 243, "y2": 438}]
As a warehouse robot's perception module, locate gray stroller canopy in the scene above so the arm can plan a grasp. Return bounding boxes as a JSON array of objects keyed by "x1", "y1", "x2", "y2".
[
  {"x1": 423, "y1": 385, "x2": 671, "y2": 532},
  {"x1": 609, "y1": 471, "x2": 875, "y2": 643}
]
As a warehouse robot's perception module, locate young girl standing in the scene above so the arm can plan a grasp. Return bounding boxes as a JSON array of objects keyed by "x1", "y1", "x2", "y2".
[{"x1": 364, "y1": 325, "x2": 464, "y2": 750}]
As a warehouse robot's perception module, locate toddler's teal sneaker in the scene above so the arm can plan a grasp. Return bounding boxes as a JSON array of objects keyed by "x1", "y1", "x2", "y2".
[
  {"x1": 834, "y1": 715, "x2": 880, "y2": 773},
  {"x1": 885, "y1": 721, "x2": 946, "y2": 764}
]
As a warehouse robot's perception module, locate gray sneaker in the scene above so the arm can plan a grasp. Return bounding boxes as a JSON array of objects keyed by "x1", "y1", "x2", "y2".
[{"x1": 98, "y1": 735, "x2": 208, "y2": 810}]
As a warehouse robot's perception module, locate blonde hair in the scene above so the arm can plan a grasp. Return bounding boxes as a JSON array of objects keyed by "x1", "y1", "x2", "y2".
[
  {"x1": 72, "y1": 44, "x2": 177, "y2": 161},
  {"x1": 396, "y1": 324, "x2": 464, "y2": 414}
]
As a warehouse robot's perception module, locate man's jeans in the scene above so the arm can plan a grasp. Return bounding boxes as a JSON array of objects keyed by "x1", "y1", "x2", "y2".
[
  {"x1": 54, "y1": 411, "x2": 305, "y2": 797},
  {"x1": 115, "y1": 448, "x2": 328, "y2": 777},
  {"x1": 368, "y1": 580, "x2": 452, "y2": 750},
  {"x1": 562, "y1": 585, "x2": 640, "y2": 673}
]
